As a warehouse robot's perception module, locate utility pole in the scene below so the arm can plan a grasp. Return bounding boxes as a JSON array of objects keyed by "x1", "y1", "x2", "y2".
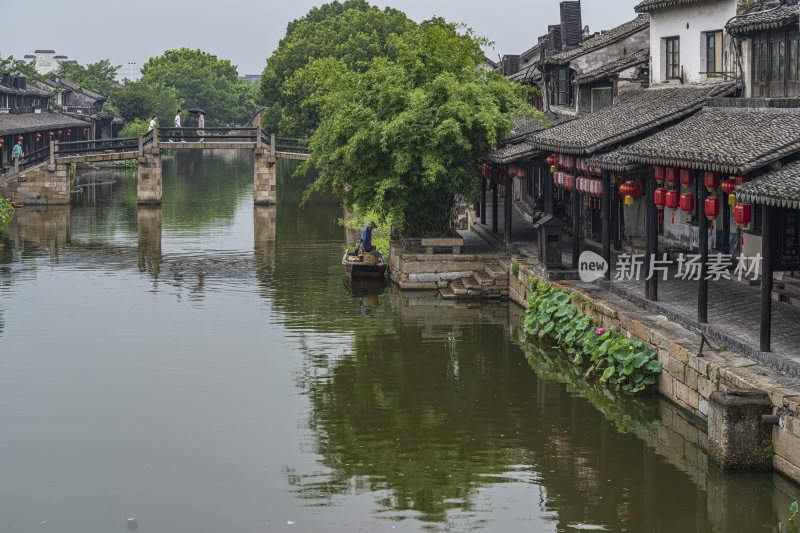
[{"x1": 127, "y1": 62, "x2": 136, "y2": 82}]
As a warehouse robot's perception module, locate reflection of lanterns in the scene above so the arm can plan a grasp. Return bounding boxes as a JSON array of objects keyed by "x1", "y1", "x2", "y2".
[
  {"x1": 722, "y1": 178, "x2": 737, "y2": 205},
  {"x1": 619, "y1": 181, "x2": 640, "y2": 206},
  {"x1": 734, "y1": 203, "x2": 751, "y2": 227},
  {"x1": 680, "y1": 193, "x2": 695, "y2": 213},
  {"x1": 705, "y1": 197, "x2": 720, "y2": 220},
  {"x1": 704, "y1": 171, "x2": 721, "y2": 192}
]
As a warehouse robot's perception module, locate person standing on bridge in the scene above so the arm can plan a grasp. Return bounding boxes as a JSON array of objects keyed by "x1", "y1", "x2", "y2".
[
  {"x1": 12, "y1": 139, "x2": 23, "y2": 174},
  {"x1": 148, "y1": 115, "x2": 157, "y2": 132},
  {"x1": 196, "y1": 111, "x2": 205, "y2": 142},
  {"x1": 173, "y1": 110, "x2": 184, "y2": 142}
]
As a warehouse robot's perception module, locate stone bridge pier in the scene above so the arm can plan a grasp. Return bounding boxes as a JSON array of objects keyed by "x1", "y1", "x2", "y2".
[
  {"x1": 0, "y1": 163, "x2": 71, "y2": 205},
  {"x1": 253, "y1": 148, "x2": 276, "y2": 205},
  {"x1": 137, "y1": 146, "x2": 163, "y2": 204}
]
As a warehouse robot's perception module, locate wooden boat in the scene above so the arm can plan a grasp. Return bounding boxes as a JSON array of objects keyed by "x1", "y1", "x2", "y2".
[{"x1": 342, "y1": 249, "x2": 387, "y2": 279}]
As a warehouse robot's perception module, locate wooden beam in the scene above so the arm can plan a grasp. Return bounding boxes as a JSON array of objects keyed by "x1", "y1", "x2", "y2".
[
  {"x1": 698, "y1": 175, "x2": 708, "y2": 323},
  {"x1": 491, "y1": 181, "x2": 498, "y2": 234},
  {"x1": 504, "y1": 170, "x2": 512, "y2": 243},
  {"x1": 761, "y1": 205, "x2": 773, "y2": 352},
  {"x1": 602, "y1": 170, "x2": 611, "y2": 280}
]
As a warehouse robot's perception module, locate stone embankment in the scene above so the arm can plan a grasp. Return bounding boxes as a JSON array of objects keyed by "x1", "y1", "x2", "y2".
[{"x1": 508, "y1": 257, "x2": 800, "y2": 482}]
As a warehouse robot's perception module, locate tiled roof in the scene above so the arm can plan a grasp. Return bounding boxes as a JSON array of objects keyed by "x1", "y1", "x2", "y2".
[
  {"x1": 487, "y1": 140, "x2": 542, "y2": 164},
  {"x1": 488, "y1": 115, "x2": 575, "y2": 163},
  {"x1": 587, "y1": 147, "x2": 646, "y2": 172},
  {"x1": 726, "y1": 2, "x2": 799, "y2": 36},
  {"x1": 44, "y1": 76, "x2": 106, "y2": 101},
  {"x1": 0, "y1": 112, "x2": 91, "y2": 136},
  {"x1": 507, "y1": 66, "x2": 542, "y2": 82},
  {"x1": 635, "y1": 0, "x2": 702, "y2": 13},
  {"x1": 529, "y1": 82, "x2": 736, "y2": 156},
  {"x1": 545, "y1": 15, "x2": 649, "y2": 65},
  {"x1": 736, "y1": 161, "x2": 800, "y2": 208},
  {"x1": 619, "y1": 106, "x2": 800, "y2": 175},
  {"x1": 574, "y1": 48, "x2": 649, "y2": 85}
]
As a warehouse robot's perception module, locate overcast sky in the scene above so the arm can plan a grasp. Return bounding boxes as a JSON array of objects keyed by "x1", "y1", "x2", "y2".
[{"x1": 3, "y1": 0, "x2": 640, "y2": 78}]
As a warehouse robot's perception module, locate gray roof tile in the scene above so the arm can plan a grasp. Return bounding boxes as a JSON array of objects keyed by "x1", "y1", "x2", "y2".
[
  {"x1": 620, "y1": 106, "x2": 800, "y2": 175},
  {"x1": 529, "y1": 82, "x2": 736, "y2": 156},
  {"x1": 737, "y1": 160, "x2": 800, "y2": 207},
  {"x1": 0, "y1": 112, "x2": 91, "y2": 136},
  {"x1": 546, "y1": 15, "x2": 649, "y2": 65},
  {"x1": 726, "y1": 2, "x2": 799, "y2": 36},
  {"x1": 574, "y1": 48, "x2": 649, "y2": 85},
  {"x1": 635, "y1": 0, "x2": 703, "y2": 13}
]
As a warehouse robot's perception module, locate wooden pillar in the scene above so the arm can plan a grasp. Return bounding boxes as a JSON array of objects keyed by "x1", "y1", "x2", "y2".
[
  {"x1": 572, "y1": 184, "x2": 580, "y2": 269},
  {"x1": 480, "y1": 177, "x2": 487, "y2": 225},
  {"x1": 761, "y1": 205, "x2": 773, "y2": 352},
  {"x1": 491, "y1": 180, "x2": 498, "y2": 234},
  {"x1": 602, "y1": 170, "x2": 611, "y2": 280},
  {"x1": 505, "y1": 171, "x2": 513, "y2": 243},
  {"x1": 722, "y1": 193, "x2": 730, "y2": 252},
  {"x1": 645, "y1": 170, "x2": 658, "y2": 301},
  {"x1": 698, "y1": 176, "x2": 709, "y2": 323}
]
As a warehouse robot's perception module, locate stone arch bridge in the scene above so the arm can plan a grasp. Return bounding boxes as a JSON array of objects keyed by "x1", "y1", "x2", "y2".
[{"x1": 0, "y1": 127, "x2": 309, "y2": 205}]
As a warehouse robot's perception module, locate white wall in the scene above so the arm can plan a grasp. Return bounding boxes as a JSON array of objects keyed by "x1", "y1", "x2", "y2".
[
  {"x1": 33, "y1": 52, "x2": 62, "y2": 75},
  {"x1": 649, "y1": 0, "x2": 738, "y2": 84}
]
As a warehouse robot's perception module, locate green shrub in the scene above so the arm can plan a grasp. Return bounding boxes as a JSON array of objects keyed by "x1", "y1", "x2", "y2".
[
  {"x1": 523, "y1": 282, "x2": 662, "y2": 394},
  {"x1": 0, "y1": 198, "x2": 14, "y2": 231}
]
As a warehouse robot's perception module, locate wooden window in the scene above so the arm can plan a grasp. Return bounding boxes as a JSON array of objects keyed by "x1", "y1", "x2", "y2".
[
  {"x1": 780, "y1": 41, "x2": 786, "y2": 82},
  {"x1": 791, "y1": 39, "x2": 798, "y2": 81},
  {"x1": 591, "y1": 87, "x2": 613, "y2": 112},
  {"x1": 771, "y1": 41, "x2": 780, "y2": 81},
  {"x1": 556, "y1": 67, "x2": 571, "y2": 106},
  {"x1": 761, "y1": 41, "x2": 769, "y2": 82},
  {"x1": 666, "y1": 37, "x2": 680, "y2": 79},
  {"x1": 705, "y1": 31, "x2": 723, "y2": 74}
]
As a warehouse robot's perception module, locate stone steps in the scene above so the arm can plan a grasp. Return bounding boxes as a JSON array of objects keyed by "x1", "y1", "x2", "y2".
[
  {"x1": 438, "y1": 288, "x2": 457, "y2": 300},
  {"x1": 484, "y1": 263, "x2": 508, "y2": 281},
  {"x1": 462, "y1": 276, "x2": 481, "y2": 291},
  {"x1": 450, "y1": 281, "x2": 468, "y2": 295},
  {"x1": 473, "y1": 270, "x2": 493, "y2": 286}
]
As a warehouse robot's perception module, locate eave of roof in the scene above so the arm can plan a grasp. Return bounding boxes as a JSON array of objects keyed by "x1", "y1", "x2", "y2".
[
  {"x1": 545, "y1": 14, "x2": 649, "y2": 66},
  {"x1": 529, "y1": 82, "x2": 737, "y2": 156},
  {"x1": 0, "y1": 112, "x2": 91, "y2": 136},
  {"x1": 574, "y1": 48, "x2": 649, "y2": 85},
  {"x1": 736, "y1": 160, "x2": 800, "y2": 207},
  {"x1": 635, "y1": 0, "x2": 702, "y2": 13},
  {"x1": 619, "y1": 104, "x2": 800, "y2": 175},
  {"x1": 726, "y1": 3, "x2": 799, "y2": 36}
]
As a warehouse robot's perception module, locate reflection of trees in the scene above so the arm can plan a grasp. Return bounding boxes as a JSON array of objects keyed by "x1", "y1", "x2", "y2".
[{"x1": 296, "y1": 298, "x2": 800, "y2": 531}]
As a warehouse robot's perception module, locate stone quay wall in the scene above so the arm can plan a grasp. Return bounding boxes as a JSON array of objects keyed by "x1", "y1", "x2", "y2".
[
  {"x1": 0, "y1": 163, "x2": 70, "y2": 205},
  {"x1": 388, "y1": 243, "x2": 509, "y2": 298},
  {"x1": 509, "y1": 257, "x2": 800, "y2": 482}
]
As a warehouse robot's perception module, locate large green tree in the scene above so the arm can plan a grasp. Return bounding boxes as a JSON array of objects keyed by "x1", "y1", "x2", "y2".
[
  {"x1": 111, "y1": 80, "x2": 180, "y2": 123},
  {"x1": 139, "y1": 48, "x2": 255, "y2": 126},
  {"x1": 301, "y1": 20, "x2": 544, "y2": 236},
  {"x1": 56, "y1": 59, "x2": 119, "y2": 96},
  {"x1": 258, "y1": 0, "x2": 416, "y2": 137}
]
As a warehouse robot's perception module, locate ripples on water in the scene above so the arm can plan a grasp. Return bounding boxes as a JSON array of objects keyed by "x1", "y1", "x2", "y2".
[{"x1": 0, "y1": 151, "x2": 798, "y2": 532}]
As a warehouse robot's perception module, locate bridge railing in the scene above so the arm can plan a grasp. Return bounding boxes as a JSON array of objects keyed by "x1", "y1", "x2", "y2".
[
  {"x1": 18, "y1": 144, "x2": 51, "y2": 168},
  {"x1": 57, "y1": 137, "x2": 140, "y2": 157},
  {"x1": 156, "y1": 127, "x2": 258, "y2": 142},
  {"x1": 274, "y1": 136, "x2": 310, "y2": 154}
]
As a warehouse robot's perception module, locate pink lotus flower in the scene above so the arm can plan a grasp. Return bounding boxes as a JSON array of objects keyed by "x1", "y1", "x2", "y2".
[{"x1": 595, "y1": 328, "x2": 605, "y2": 335}]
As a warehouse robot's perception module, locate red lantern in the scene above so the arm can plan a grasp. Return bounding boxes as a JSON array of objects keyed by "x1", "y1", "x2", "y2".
[
  {"x1": 735, "y1": 175, "x2": 751, "y2": 186},
  {"x1": 705, "y1": 197, "x2": 720, "y2": 220},
  {"x1": 0, "y1": 139, "x2": 4, "y2": 148},
  {"x1": 722, "y1": 178, "x2": 737, "y2": 205},
  {"x1": 516, "y1": 166, "x2": 527, "y2": 179},
  {"x1": 680, "y1": 193, "x2": 695, "y2": 213},
  {"x1": 654, "y1": 166, "x2": 665, "y2": 185},
  {"x1": 57, "y1": 130, "x2": 62, "y2": 135},
  {"x1": 564, "y1": 174, "x2": 574, "y2": 191},
  {"x1": 654, "y1": 187, "x2": 667, "y2": 209},
  {"x1": 563, "y1": 155, "x2": 574, "y2": 169},
  {"x1": 665, "y1": 167, "x2": 678, "y2": 185},
  {"x1": 619, "y1": 181, "x2": 640, "y2": 206},
  {"x1": 734, "y1": 203, "x2": 751, "y2": 227},
  {"x1": 704, "y1": 171, "x2": 721, "y2": 192},
  {"x1": 66, "y1": 129, "x2": 72, "y2": 135},
  {"x1": 82, "y1": 128, "x2": 88, "y2": 137},
  {"x1": 665, "y1": 190, "x2": 679, "y2": 211},
  {"x1": 35, "y1": 133, "x2": 41, "y2": 142},
  {"x1": 546, "y1": 155, "x2": 556, "y2": 166},
  {"x1": 48, "y1": 131, "x2": 54, "y2": 138},
  {"x1": 679, "y1": 169, "x2": 693, "y2": 188}
]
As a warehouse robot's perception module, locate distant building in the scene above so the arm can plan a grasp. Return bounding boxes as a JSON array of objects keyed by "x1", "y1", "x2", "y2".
[
  {"x1": 42, "y1": 76, "x2": 120, "y2": 139},
  {"x1": 239, "y1": 74, "x2": 262, "y2": 84},
  {"x1": 23, "y1": 50, "x2": 72, "y2": 75}
]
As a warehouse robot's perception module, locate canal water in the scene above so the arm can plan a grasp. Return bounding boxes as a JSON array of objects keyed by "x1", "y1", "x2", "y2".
[{"x1": 1, "y1": 150, "x2": 798, "y2": 532}]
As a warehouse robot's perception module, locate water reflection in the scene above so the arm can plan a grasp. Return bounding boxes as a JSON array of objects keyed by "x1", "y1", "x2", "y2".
[{"x1": 0, "y1": 150, "x2": 799, "y2": 532}]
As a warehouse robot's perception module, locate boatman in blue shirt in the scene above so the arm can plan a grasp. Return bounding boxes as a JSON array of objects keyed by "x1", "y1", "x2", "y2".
[
  {"x1": 12, "y1": 139, "x2": 23, "y2": 173},
  {"x1": 360, "y1": 221, "x2": 377, "y2": 254}
]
